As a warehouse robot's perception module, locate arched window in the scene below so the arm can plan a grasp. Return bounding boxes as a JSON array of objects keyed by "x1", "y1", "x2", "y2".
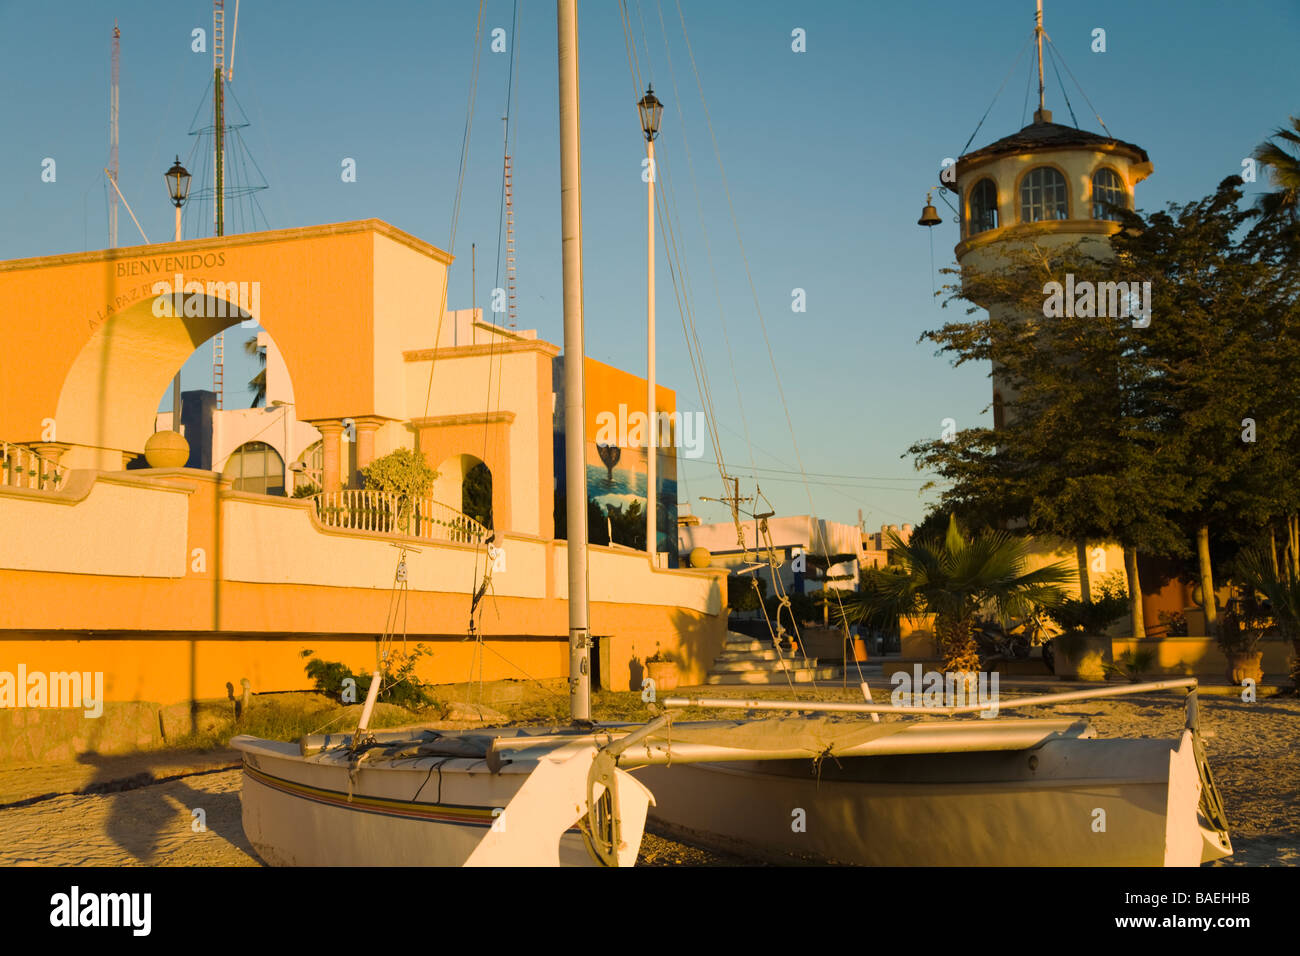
[
  {"x1": 223, "y1": 441, "x2": 285, "y2": 495},
  {"x1": 1091, "y1": 167, "x2": 1127, "y2": 221},
  {"x1": 968, "y1": 178, "x2": 999, "y2": 235},
  {"x1": 1020, "y1": 166, "x2": 1069, "y2": 222},
  {"x1": 463, "y1": 461, "x2": 493, "y2": 529}
]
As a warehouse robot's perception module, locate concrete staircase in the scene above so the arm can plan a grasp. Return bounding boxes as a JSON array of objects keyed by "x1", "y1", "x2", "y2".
[{"x1": 706, "y1": 631, "x2": 840, "y2": 685}]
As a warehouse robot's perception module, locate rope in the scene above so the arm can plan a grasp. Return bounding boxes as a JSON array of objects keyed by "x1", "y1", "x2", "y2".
[
  {"x1": 1045, "y1": 42, "x2": 1080, "y2": 129},
  {"x1": 420, "y1": 0, "x2": 486, "y2": 421},
  {"x1": 1046, "y1": 36, "x2": 1113, "y2": 138},
  {"x1": 959, "y1": 31, "x2": 1033, "y2": 155}
]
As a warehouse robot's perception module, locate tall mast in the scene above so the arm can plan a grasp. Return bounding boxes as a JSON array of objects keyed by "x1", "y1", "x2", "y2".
[
  {"x1": 213, "y1": 0, "x2": 226, "y2": 409},
  {"x1": 557, "y1": 0, "x2": 591, "y2": 721},
  {"x1": 213, "y1": 0, "x2": 225, "y2": 238},
  {"x1": 109, "y1": 23, "x2": 119, "y2": 248},
  {"x1": 1034, "y1": 0, "x2": 1046, "y2": 121}
]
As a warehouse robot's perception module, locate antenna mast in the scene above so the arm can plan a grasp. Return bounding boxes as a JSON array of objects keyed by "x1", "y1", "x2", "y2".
[
  {"x1": 109, "y1": 23, "x2": 120, "y2": 247},
  {"x1": 1034, "y1": 0, "x2": 1047, "y2": 121},
  {"x1": 212, "y1": 0, "x2": 226, "y2": 408}
]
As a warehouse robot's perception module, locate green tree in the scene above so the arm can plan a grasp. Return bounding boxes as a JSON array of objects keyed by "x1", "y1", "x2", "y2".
[
  {"x1": 832, "y1": 516, "x2": 1073, "y2": 675},
  {"x1": 360, "y1": 448, "x2": 438, "y2": 532},
  {"x1": 912, "y1": 239, "x2": 1183, "y2": 635}
]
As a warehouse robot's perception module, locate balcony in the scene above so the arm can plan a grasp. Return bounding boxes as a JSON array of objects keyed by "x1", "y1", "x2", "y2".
[{"x1": 309, "y1": 489, "x2": 487, "y2": 545}]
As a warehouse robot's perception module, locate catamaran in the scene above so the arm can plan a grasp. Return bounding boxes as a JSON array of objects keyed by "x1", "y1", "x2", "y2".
[{"x1": 232, "y1": 0, "x2": 1232, "y2": 868}]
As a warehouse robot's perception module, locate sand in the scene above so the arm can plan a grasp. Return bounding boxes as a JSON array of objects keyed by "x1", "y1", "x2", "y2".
[{"x1": 0, "y1": 690, "x2": 1295, "y2": 867}]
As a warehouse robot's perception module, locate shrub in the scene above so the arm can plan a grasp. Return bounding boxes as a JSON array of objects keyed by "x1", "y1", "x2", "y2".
[
  {"x1": 360, "y1": 449, "x2": 438, "y2": 532},
  {"x1": 728, "y1": 574, "x2": 768, "y2": 613},
  {"x1": 299, "y1": 645, "x2": 438, "y2": 710},
  {"x1": 1103, "y1": 648, "x2": 1156, "y2": 682},
  {"x1": 1046, "y1": 572, "x2": 1129, "y2": 635}
]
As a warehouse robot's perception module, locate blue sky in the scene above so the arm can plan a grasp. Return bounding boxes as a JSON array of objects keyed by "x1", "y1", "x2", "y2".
[{"x1": 1, "y1": 0, "x2": 1296, "y2": 528}]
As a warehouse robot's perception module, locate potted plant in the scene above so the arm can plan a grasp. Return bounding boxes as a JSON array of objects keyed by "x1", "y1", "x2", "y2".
[
  {"x1": 1216, "y1": 591, "x2": 1267, "y2": 686},
  {"x1": 1043, "y1": 576, "x2": 1129, "y2": 681},
  {"x1": 1235, "y1": 545, "x2": 1300, "y2": 690},
  {"x1": 644, "y1": 644, "x2": 679, "y2": 692}
]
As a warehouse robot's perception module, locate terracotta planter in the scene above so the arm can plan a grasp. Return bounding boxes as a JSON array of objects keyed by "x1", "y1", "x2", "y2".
[
  {"x1": 1052, "y1": 633, "x2": 1112, "y2": 681},
  {"x1": 1225, "y1": 650, "x2": 1263, "y2": 686},
  {"x1": 646, "y1": 660, "x2": 679, "y2": 692}
]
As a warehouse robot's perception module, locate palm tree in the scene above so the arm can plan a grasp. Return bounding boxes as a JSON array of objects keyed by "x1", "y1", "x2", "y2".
[
  {"x1": 1234, "y1": 546, "x2": 1300, "y2": 688},
  {"x1": 834, "y1": 515, "x2": 1074, "y2": 675},
  {"x1": 1252, "y1": 115, "x2": 1300, "y2": 221},
  {"x1": 244, "y1": 335, "x2": 267, "y2": 407}
]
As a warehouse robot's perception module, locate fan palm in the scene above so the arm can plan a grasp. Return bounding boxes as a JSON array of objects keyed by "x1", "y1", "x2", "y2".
[
  {"x1": 834, "y1": 515, "x2": 1074, "y2": 675},
  {"x1": 1233, "y1": 546, "x2": 1300, "y2": 687},
  {"x1": 244, "y1": 334, "x2": 267, "y2": 408},
  {"x1": 1252, "y1": 116, "x2": 1300, "y2": 221}
]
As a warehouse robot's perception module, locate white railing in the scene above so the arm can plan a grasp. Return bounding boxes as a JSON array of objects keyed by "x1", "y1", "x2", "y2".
[
  {"x1": 310, "y1": 490, "x2": 488, "y2": 544},
  {"x1": 1, "y1": 442, "x2": 67, "y2": 492}
]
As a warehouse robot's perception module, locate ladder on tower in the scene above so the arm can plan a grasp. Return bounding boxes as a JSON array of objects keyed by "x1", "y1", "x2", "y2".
[
  {"x1": 213, "y1": 333, "x2": 224, "y2": 409},
  {"x1": 504, "y1": 154, "x2": 517, "y2": 329}
]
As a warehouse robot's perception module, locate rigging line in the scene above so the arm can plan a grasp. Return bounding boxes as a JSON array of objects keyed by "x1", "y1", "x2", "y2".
[
  {"x1": 1045, "y1": 42, "x2": 1079, "y2": 130},
  {"x1": 421, "y1": 0, "x2": 486, "y2": 422},
  {"x1": 1045, "y1": 36, "x2": 1112, "y2": 137},
  {"x1": 959, "y1": 31, "x2": 1033, "y2": 156},
  {"x1": 654, "y1": 0, "x2": 757, "y2": 481},
  {"x1": 1021, "y1": 41, "x2": 1035, "y2": 128},
  {"x1": 673, "y1": 0, "x2": 854, "y2": 638}
]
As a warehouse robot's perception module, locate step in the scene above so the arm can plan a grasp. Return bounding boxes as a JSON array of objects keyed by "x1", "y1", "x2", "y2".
[
  {"x1": 706, "y1": 667, "x2": 840, "y2": 685},
  {"x1": 710, "y1": 658, "x2": 820, "y2": 673},
  {"x1": 713, "y1": 649, "x2": 788, "y2": 663},
  {"x1": 723, "y1": 638, "x2": 801, "y2": 653}
]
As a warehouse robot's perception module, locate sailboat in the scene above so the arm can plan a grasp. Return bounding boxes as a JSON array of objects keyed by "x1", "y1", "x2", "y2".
[{"x1": 233, "y1": 0, "x2": 1233, "y2": 868}]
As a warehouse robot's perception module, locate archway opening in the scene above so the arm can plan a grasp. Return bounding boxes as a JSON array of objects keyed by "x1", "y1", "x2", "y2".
[{"x1": 433, "y1": 454, "x2": 493, "y2": 528}]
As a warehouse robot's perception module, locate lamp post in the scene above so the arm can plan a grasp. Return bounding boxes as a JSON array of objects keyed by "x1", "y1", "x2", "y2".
[
  {"x1": 164, "y1": 157, "x2": 192, "y2": 430},
  {"x1": 269, "y1": 399, "x2": 293, "y2": 495},
  {"x1": 638, "y1": 84, "x2": 662, "y2": 564}
]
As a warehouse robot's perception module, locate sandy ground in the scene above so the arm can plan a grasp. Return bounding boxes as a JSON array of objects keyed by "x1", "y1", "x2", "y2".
[{"x1": 1, "y1": 689, "x2": 1295, "y2": 867}]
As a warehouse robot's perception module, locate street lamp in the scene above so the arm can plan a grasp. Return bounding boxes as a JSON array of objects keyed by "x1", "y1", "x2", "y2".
[
  {"x1": 164, "y1": 156, "x2": 191, "y2": 433},
  {"x1": 638, "y1": 84, "x2": 662, "y2": 565},
  {"x1": 165, "y1": 156, "x2": 191, "y2": 241}
]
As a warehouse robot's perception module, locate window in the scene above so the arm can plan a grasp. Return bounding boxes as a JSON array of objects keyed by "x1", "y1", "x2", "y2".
[
  {"x1": 968, "y1": 179, "x2": 999, "y2": 235},
  {"x1": 1091, "y1": 167, "x2": 1126, "y2": 221},
  {"x1": 223, "y1": 441, "x2": 285, "y2": 495},
  {"x1": 1020, "y1": 166, "x2": 1068, "y2": 222}
]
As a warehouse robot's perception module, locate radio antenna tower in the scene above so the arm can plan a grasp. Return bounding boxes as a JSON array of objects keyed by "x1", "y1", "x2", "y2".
[{"x1": 109, "y1": 22, "x2": 120, "y2": 247}]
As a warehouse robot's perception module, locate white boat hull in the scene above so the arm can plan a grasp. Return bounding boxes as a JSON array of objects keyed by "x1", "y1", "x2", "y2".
[
  {"x1": 636, "y1": 728, "x2": 1232, "y2": 866},
  {"x1": 235, "y1": 737, "x2": 603, "y2": 866}
]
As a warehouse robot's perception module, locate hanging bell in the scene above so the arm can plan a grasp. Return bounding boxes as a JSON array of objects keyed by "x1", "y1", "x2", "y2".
[{"x1": 917, "y1": 191, "x2": 942, "y2": 227}]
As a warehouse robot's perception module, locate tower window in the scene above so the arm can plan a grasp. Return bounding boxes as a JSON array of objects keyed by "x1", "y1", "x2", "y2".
[
  {"x1": 968, "y1": 178, "x2": 999, "y2": 235},
  {"x1": 1020, "y1": 167, "x2": 1069, "y2": 222},
  {"x1": 1091, "y1": 167, "x2": 1127, "y2": 221}
]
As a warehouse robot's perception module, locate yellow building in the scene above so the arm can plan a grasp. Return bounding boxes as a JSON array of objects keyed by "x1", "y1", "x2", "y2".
[{"x1": 0, "y1": 220, "x2": 727, "y2": 717}]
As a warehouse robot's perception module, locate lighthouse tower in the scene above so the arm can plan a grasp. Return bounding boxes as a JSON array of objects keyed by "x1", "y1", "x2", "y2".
[{"x1": 943, "y1": 3, "x2": 1153, "y2": 428}]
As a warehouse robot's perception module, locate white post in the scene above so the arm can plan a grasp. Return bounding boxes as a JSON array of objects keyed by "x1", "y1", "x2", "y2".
[
  {"x1": 646, "y1": 135, "x2": 657, "y2": 566},
  {"x1": 171, "y1": 205, "x2": 183, "y2": 434},
  {"x1": 356, "y1": 670, "x2": 382, "y2": 734},
  {"x1": 558, "y1": 0, "x2": 591, "y2": 721}
]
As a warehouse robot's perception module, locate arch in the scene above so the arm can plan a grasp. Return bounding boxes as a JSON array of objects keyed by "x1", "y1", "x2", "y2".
[
  {"x1": 222, "y1": 440, "x2": 285, "y2": 495},
  {"x1": 1018, "y1": 165, "x2": 1070, "y2": 222},
  {"x1": 966, "y1": 178, "x2": 999, "y2": 236},
  {"x1": 1091, "y1": 166, "x2": 1128, "y2": 221},
  {"x1": 433, "y1": 453, "x2": 493, "y2": 527},
  {"x1": 0, "y1": 221, "x2": 451, "y2": 472}
]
